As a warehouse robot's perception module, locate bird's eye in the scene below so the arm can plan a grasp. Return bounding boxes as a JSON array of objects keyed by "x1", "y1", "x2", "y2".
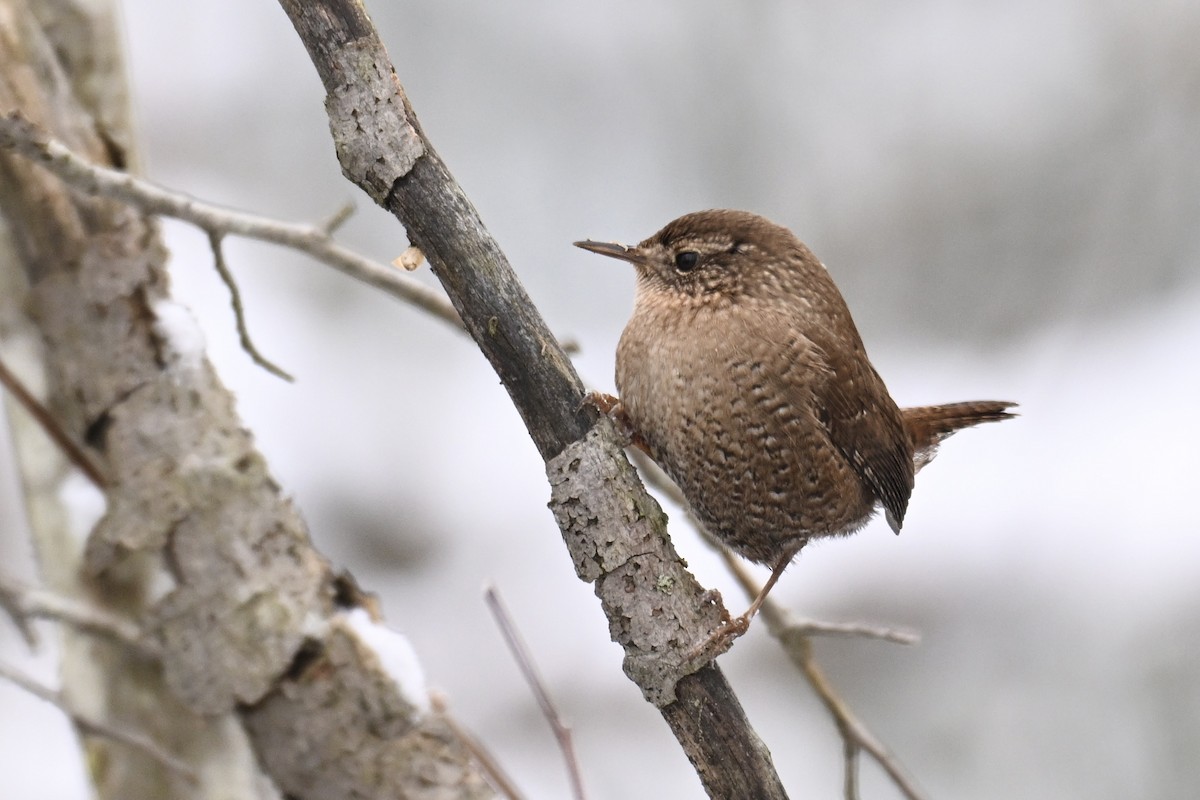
[{"x1": 674, "y1": 251, "x2": 700, "y2": 272}]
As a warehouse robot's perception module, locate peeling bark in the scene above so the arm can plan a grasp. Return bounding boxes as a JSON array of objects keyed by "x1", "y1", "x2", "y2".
[{"x1": 0, "y1": 2, "x2": 495, "y2": 797}]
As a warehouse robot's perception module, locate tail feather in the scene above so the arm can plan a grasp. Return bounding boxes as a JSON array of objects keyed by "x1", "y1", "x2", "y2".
[{"x1": 903, "y1": 400, "x2": 1016, "y2": 469}]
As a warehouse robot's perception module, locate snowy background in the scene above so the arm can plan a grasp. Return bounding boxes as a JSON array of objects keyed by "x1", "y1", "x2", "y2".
[{"x1": 2, "y1": 1, "x2": 1198, "y2": 798}]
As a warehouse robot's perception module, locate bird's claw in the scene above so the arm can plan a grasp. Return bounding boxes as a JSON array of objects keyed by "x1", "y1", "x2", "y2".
[
  {"x1": 581, "y1": 390, "x2": 620, "y2": 416},
  {"x1": 582, "y1": 390, "x2": 644, "y2": 450},
  {"x1": 685, "y1": 614, "x2": 750, "y2": 664}
]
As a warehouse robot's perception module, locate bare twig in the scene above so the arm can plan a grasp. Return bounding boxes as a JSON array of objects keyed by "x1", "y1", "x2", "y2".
[
  {"x1": 0, "y1": 111, "x2": 463, "y2": 333},
  {"x1": 485, "y1": 584, "x2": 588, "y2": 800},
  {"x1": 799, "y1": 641, "x2": 927, "y2": 800},
  {"x1": 429, "y1": 691, "x2": 526, "y2": 800},
  {"x1": 205, "y1": 231, "x2": 294, "y2": 381},
  {"x1": 842, "y1": 732, "x2": 860, "y2": 799},
  {"x1": 719, "y1": 553, "x2": 919, "y2": 645},
  {"x1": 793, "y1": 618, "x2": 918, "y2": 644},
  {"x1": 725, "y1": 555, "x2": 929, "y2": 800},
  {"x1": 0, "y1": 662, "x2": 197, "y2": 782},
  {"x1": 0, "y1": 580, "x2": 37, "y2": 647},
  {"x1": 317, "y1": 200, "x2": 356, "y2": 235},
  {"x1": 0, "y1": 355, "x2": 108, "y2": 488},
  {"x1": 0, "y1": 576, "x2": 149, "y2": 654}
]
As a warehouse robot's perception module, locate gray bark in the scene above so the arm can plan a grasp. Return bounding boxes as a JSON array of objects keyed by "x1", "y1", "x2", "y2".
[{"x1": 0, "y1": 1, "x2": 494, "y2": 798}]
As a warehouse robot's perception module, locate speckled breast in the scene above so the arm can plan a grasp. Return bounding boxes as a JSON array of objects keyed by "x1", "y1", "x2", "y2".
[{"x1": 616, "y1": 300, "x2": 878, "y2": 565}]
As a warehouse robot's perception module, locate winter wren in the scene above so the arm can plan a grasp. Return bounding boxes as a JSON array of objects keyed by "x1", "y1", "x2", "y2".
[{"x1": 576, "y1": 209, "x2": 1014, "y2": 636}]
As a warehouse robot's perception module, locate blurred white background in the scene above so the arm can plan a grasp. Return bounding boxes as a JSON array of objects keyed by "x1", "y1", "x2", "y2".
[{"x1": 2, "y1": 1, "x2": 1198, "y2": 798}]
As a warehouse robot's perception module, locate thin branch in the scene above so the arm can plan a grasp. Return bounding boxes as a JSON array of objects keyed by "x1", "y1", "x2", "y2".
[
  {"x1": 724, "y1": 554, "x2": 929, "y2": 800},
  {"x1": 842, "y1": 732, "x2": 860, "y2": 799},
  {"x1": 0, "y1": 111, "x2": 463, "y2": 333},
  {"x1": 0, "y1": 662, "x2": 197, "y2": 782},
  {"x1": 793, "y1": 618, "x2": 918, "y2": 645},
  {"x1": 206, "y1": 231, "x2": 294, "y2": 382},
  {"x1": 0, "y1": 355, "x2": 109, "y2": 488},
  {"x1": 719, "y1": 553, "x2": 919, "y2": 645},
  {"x1": 429, "y1": 691, "x2": 526, "y2": 800},
  {"x1": 0, "y1": 580, "x2": 36, "y2": 647},
  {"x1": 317, "y1": 200, "x2": 356, "y2": 235},
  {"x1": 485, "y1": 584, "x2": 588, "y2": 800},
  {"x1": 799, "y1": 642, "x2": 928, "y2": 800},
  {"x1": 0, "y1": 575, "x2": 149, "y2": 654}
]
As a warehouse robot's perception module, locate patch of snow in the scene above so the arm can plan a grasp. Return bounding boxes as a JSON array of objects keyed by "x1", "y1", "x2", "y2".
[{"x1": 341, "y1": 608, "x2": 429, "y2": 714}]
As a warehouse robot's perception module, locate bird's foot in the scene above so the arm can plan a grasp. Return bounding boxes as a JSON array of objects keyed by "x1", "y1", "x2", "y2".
[
  {"x1": 581, "y1": 389, "x2": 620, "y2": 416},
  {"x1": 581, "y1": 391, "x2": 647, "y2": 452},
  {"x1": 684, "y1": 549, "x2": 799, "y2": 663},
  {"x1": 685, "y1": 613, "x2": 752, "y2": 663}
]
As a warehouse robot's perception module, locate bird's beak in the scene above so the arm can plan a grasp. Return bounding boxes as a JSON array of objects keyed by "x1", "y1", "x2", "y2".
[{"x1": 574, "y1": 239, "x2": 645, "y2": 265}]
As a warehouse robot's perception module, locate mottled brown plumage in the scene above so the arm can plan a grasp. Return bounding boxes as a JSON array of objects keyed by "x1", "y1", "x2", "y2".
[{"x1": 576, "y1": 209, "x2": 1014, "y2": 634}]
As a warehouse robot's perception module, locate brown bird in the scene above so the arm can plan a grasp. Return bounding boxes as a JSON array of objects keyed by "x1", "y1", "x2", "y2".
[{"x1": 576, "y1": 209, "x2": 1014, "y2": 643}]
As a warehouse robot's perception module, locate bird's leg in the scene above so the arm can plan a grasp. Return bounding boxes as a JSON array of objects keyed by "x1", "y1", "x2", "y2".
[
  {"x1": 582, "y1": 391, "x2": 650, "y2": 454},
  {"x1": 739, "y1": 548, "x2": 796, "y2": 624},
  {"x1": 687, "y1": 545, "x2": 802, "y2": 661}
]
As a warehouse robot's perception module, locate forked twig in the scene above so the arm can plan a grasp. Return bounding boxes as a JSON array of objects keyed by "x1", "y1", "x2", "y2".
[
  {"x1": 0, "y1": 112, "x2": 463, "y2": 332},
  {"x1": 485, "y1": 584, "x2": 588, "y2": 800}
]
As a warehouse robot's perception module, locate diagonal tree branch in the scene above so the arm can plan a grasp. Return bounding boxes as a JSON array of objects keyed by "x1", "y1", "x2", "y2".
[{"x1": 275, "y1": 1, "x2": 787, "y2": 797}]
